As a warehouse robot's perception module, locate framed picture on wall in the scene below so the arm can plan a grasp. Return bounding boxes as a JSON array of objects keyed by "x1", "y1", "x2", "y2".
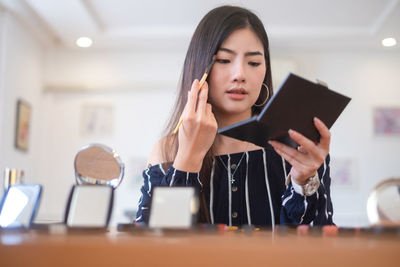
[
  {"x1": 330, "y1": 157, "x2": 358, "y2": 189},
  {"x1": 15, "y1": 99, "x2": 31, "y2": 151},
  {"x1": 373, "y1": 107, "x2": 400, "y2": 136},
  {"x1": 80, "y1": 104, "x2": 114, "y2": 137}
]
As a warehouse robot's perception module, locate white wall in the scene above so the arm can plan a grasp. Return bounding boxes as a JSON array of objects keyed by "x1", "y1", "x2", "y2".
[
  {"x1": 0, "y1": 8, "x2": 44, "y2": 201},
  {"x1": 0, "y1": 8, "x2": 5, "y2": 184}
]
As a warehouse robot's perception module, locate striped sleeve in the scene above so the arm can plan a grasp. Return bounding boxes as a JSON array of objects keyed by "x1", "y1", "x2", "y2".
[
  {"x1": 135, "y1": 164, "x2": 201, "y2": 223},
  {"x1": 280, "y1": 154, "x2": 334, "y2": 225}
]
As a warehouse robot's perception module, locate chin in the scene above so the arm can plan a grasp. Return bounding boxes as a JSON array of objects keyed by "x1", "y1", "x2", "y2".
[{"x1": 217, "y1": 105, "x2": 252, "y2": 116}]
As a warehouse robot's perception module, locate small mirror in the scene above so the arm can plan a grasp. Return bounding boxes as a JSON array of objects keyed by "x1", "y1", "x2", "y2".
[
  {"x1": 74, "y1": 143, "x2": 124, "y2": 188},
  {"x1": 0, "y1": 184, "x2": 42, "y2": 228},
  {"x1": 367, "y1": 178, "x2": 400, "y2": 226},
  {"x1": 66, "y1": 144, "x2": 124, "y2": 228},
  {"x1": 65, "y1": 185, "x2": 113, "y2": 228},
  {"x1": 149, "y1": 187, "x2": 199, "y2": 229}
]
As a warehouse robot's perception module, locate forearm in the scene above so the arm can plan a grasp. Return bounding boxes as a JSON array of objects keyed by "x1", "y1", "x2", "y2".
[{"x1": 280, "y1": 155, "x2": 334, "y2": 225}]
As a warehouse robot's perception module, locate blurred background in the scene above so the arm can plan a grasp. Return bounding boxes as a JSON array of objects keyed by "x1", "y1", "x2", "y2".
[{"x1": 0, "y1": 0, "x2": 399, "y2": 227}]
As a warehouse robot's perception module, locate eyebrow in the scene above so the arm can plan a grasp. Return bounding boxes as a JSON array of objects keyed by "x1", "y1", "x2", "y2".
[{"x1": 218, "y1": 47, "x2": 263, "y2": 57}]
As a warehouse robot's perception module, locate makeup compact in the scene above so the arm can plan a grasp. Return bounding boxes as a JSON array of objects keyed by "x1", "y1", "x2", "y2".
[
  {"x1": 64, "y1": 143, "x2": 125, "y2": 229},
  {"x1": 0, "y1": 184, "x2": 42, "y2": 229},
  {"x1": 218, "y1": 73, "x2": 351, "y2": 148}
]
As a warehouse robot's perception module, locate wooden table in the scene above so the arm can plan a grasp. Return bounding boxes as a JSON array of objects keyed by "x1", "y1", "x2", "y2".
[{"x1": 0, "y1": 227, "x2": 399, "y2": 267}]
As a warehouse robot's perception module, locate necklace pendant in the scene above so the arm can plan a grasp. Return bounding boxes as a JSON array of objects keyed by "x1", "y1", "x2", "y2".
[{"x1": 230, "y1": 176, "x2": 235, "y2": 184}]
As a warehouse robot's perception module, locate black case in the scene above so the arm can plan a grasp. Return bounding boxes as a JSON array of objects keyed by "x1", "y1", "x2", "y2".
[{"x1": 218, "y1": 73, "x2": 351, "y2": 148}]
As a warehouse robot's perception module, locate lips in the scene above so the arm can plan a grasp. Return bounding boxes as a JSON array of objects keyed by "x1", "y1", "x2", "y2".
[
  {"x1": 226, "y1": 88, "x2": 248, "y2": 100},
  {"x1": 226, "y1": 88, "x2": 248, "y2": 94}
]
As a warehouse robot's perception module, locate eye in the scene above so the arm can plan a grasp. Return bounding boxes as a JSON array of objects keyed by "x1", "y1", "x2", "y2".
[
  {"x1": 249, "y1": 62, "x2": 261, "y2": 67},
  {"x1": 215, "y1": 59, "x2": 230, "y2": 64}
]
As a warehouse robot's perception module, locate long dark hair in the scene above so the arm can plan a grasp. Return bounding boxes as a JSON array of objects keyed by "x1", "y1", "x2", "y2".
[{"x1": 162, "y1": 5, "x2": 273, "y2": 222}]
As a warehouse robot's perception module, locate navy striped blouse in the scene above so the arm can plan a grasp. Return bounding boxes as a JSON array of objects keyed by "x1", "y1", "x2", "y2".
[{"x1": 135, "y1": 144, "x2": 334, "y2": 227}]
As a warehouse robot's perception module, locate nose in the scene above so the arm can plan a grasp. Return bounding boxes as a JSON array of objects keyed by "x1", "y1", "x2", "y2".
[{"x1": 232, "y1": 60, "x2": 246, "y2": 83}]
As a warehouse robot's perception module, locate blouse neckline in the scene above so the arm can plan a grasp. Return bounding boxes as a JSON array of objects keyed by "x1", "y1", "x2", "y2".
[{"x1": 149, "y1": 145, "x2": 274, "y2": 170}]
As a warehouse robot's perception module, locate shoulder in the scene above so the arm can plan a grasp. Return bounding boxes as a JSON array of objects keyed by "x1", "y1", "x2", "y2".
[{"x1": 147, "y1": 135, "x2": 174, "y2": 166}]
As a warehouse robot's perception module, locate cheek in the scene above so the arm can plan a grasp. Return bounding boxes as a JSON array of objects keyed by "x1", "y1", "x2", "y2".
[
  {"x1": 209, "y1": 68, "x2": 226, "y2": 87},
  {"x1": 250, "y1": 66, "x2": 267, "y2": 93},
  {"x1": 208, "y1": 69, "x2": 227, "y2": 99},
  {"x1": 256, "y1": 66, "x2": 267, "y2": 84}
]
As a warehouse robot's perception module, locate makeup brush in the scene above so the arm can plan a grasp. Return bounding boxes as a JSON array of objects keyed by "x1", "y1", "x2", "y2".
[{"x1": 173, "y1": 56, "x2": 216, "y2": 134}]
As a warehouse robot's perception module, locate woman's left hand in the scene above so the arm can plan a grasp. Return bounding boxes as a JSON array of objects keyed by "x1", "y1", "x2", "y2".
[{"x1": 269, "y1": 117, "x2": 330, "y2": 185}]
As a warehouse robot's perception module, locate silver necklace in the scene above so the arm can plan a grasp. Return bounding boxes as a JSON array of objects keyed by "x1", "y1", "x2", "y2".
[{"x1": 218, "y1": 152, "x2": 246, "y2": 184}]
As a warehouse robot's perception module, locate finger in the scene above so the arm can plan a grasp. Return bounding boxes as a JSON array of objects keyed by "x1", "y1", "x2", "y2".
[
  {"x1": 269, "y1": 140, "x2": 308, "y2": 165},
  {"x1": 288, "y1": 129, "x2": 323, "y2": 160},
  {"x1": 196, "y1": 81, "x2": 209, "y2": 114},
  {"x1": 272, "y1": 144, "x2": 307, "y2": 172},
  {"x1": 206, "y1": 104, "x2": 217, "y2": 126},
  {"x1": 288, "y1": 129, "x2": 315, "y2": 151},
  {"x1": 273, "y1": 145, "x2": 318, "y2": 181},
  {"x1": 187, "y1": 79, "x2": 200, "y2": 114},
  {"x1": 298, "y1": 146, "x2": 308, "y2": 154},
  {"x1": 181, "y1": 90, "x2": 191, "y2": 115},
  {"x1": 314, "y1": 117, "x2": 331, "y2": 150},
  {"x1": 206, "y1": 103, "x2": 213, "y2": 115}
]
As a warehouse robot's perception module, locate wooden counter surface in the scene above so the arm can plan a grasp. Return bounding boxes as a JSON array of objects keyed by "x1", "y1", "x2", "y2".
[{"x1": 0, "y1": 227, "x2": 399, "y2": 267}]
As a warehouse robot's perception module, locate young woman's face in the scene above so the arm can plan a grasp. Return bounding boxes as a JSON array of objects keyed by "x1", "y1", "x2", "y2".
[{"x1": 208, "y1": 28, "x2": 266, "y2": 118}]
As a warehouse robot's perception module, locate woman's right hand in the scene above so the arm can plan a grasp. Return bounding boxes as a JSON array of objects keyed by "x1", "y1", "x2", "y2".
[{"x1": 173, "y1": 79, "x2": 218, "y2": 172}]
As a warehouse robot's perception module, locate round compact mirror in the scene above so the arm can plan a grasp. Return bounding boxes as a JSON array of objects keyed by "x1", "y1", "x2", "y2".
[
  {"x1": 74, "y1": 144, "x2": 125, "y2": 188},
  {"x1": 366, "y1": 177, "x2": 400, "y2": 226}
]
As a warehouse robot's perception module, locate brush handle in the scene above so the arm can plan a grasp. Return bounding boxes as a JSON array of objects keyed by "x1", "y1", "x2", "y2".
[
  {"x1": 173, "y1": 116, "x2": 184, "y2": 134},
  {"x1": 173, "y1": 73, "x2": 209, "y2": 134}
]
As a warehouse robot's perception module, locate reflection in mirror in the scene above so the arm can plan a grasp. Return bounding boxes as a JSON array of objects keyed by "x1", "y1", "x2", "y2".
[
  {"x1": 74, "y1": 143, "x2": 125, "y2": 188},
  {"x1": 0, "y1": 184, "x2": 42, "y2": 228},
  {"x1": 149, "y1": 187, "x2": 199, "y2": 229},
  {"x1": 65, "y1": 185, "x2": 113, "y2": 228},
  {"x1": 367, "y1": 178, "x2": 400, "y2": 226}
]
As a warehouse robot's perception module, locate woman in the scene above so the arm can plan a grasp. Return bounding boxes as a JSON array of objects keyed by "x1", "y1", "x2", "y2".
[{"x1": 135, "y1": 5, "x2": 334, "y2": 227}]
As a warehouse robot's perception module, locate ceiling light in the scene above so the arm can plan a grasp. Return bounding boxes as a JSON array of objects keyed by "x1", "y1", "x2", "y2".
[
  {"x1": 381, "y1": 37, "x2": 397, "y2": 47},
  {"x1": 76, "y1": 37, "x2": 93, "y2": 48}
]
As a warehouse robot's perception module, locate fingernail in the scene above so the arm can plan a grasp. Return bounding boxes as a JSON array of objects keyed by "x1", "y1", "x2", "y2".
[
  {"x1": 314, "y1": 117, "x2": 320, "y2": 123},
  {"x1": 288, "y1": 129, "x2": 296, "y2": 135}
]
